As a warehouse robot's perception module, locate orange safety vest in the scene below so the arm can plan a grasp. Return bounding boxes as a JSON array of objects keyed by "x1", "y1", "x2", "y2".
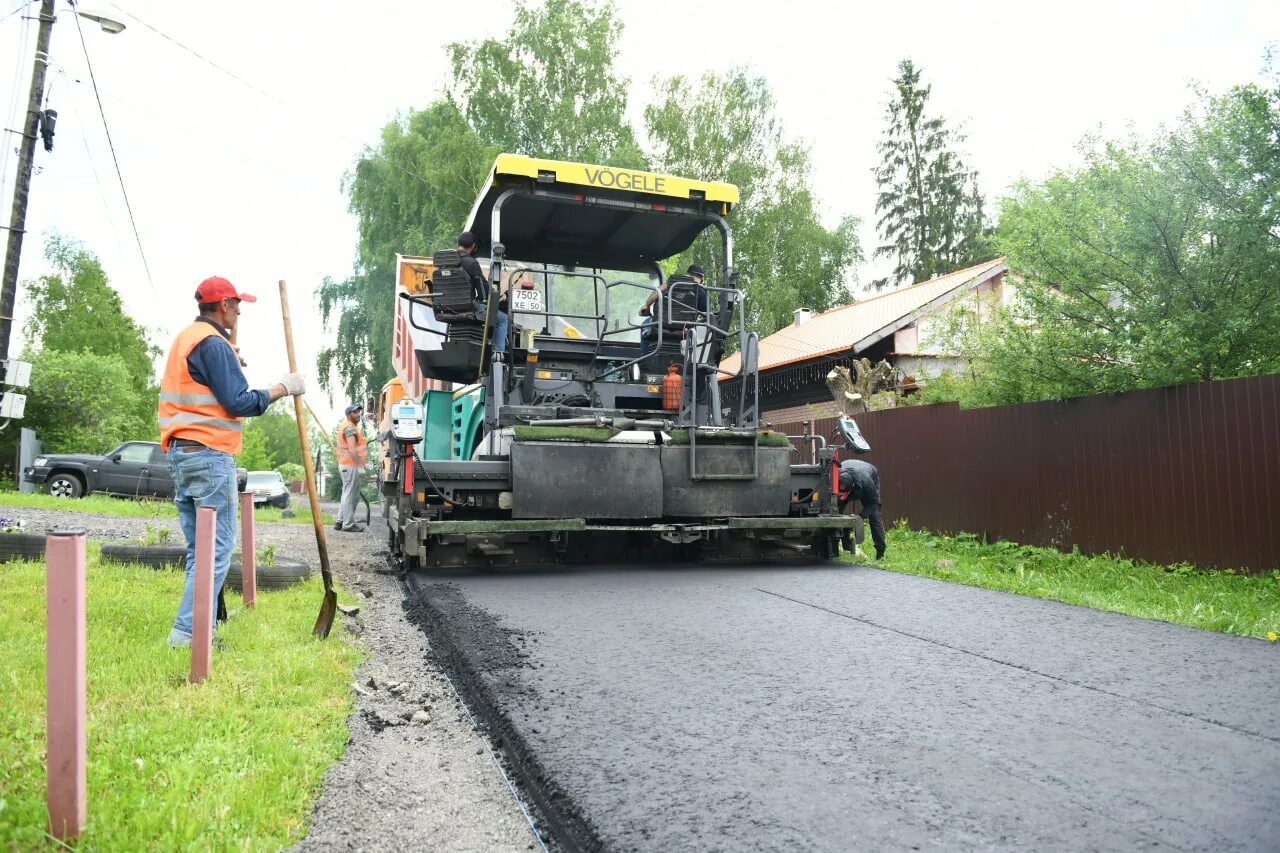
[
  {"x1": 157, "y1": 322, "x2": 245, "y2": 454},
  {"x1": 335, "y1": 423, "x2": 368, "y2": 468}
]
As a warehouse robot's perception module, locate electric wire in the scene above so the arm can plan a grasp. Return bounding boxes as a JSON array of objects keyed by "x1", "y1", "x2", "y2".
[
  {"x1": 0, "y1": 0, "x2": 31, "y2": 25},
  {"x1": 0, "y1": 1, "x2": 33, "y2": 197},
  {"x1": 62, "y1": 66, "x2": 125, "y2": 259},
  {"x1": 70, "y1": 5, "x2": 154, "y2": 294},
  {"x1": 103, "y1": 1, "x2": 481, "y2": 207}
]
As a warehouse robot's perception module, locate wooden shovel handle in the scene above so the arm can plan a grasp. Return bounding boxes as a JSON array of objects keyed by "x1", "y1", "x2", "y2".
[{"x1": 278, "y1": 280, "x2": 333, "y2": 582}]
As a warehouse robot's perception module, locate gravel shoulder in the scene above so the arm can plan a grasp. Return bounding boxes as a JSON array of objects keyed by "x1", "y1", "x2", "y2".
[{"x1": 6, "y1": 501, "x2": 540, "y2": 852}]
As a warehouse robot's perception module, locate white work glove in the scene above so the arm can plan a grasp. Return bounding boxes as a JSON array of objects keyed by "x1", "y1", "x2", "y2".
[{"x1": 278, "y1": 373, "x2": 306, "y2": 396}]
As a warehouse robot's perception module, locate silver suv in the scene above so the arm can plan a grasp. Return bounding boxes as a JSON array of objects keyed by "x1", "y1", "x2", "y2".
[{"x1": 246, "y1": 470, "x2": 290, "y2": 509}]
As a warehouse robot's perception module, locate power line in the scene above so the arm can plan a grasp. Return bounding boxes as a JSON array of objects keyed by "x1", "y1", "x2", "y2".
[
  {"x1": 0, "y1": 1, "x2": 33, "y2": 187},
  {"x1": 71, "y1": 5, "x2": 155, "y2": 293},
  {"x1": 61, "y1": 66, "x2": 125, "y2": 260},
  {"x1": 105, "y1": 1, "x2": 280, "y2": 104},
  {"x1": 0, "y1": 1, "x2": 32, "y2": 25},
  {"x1": 103, "y1": 1, "x2": 479, "y2": 207}
]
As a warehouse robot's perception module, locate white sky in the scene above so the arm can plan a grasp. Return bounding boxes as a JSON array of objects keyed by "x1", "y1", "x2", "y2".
[{"x1": 1, "y1": 0, "x2": 1276, "y2": 429}]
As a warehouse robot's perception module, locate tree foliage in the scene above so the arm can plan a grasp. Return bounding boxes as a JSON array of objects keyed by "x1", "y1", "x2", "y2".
[
  {"x1": 22, "y1": 350, "x2": 152, "y2": 453},
  {"x1": 873, "y1": 59, "x2": 987, "y2": 289},
  {"x1": 319, "y1": 0, "x2": 647, "y2": 400},
  {"x1": 319, "y1": 3, "x2": 865, "y2": 395},
  {"x1": 645, "y1": 70, "x2": 861, "y2": 336},
  {"x1": 317, "y1": 103, "x2": 492, "y2": 401},
  {"x1": 942, "y1": 80, "x2": 1280, "y2": 405},
  {"x1": 237, "y1": 401, "x2": 318, "y2": 473},
  {"x1": 17, "y1": 236, "x2": 159, "y2": 451},
  {"x1": 450, "y1": 0, "x2": 645, "y2": 167}
]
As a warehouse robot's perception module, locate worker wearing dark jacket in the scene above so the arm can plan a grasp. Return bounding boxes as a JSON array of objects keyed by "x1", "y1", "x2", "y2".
[
  {"x1": 838, "y1": 458, "x2": 886, "y2": 560},
  {"x1": 458, "y1": 231, "x2": 508, "y2": 353}
]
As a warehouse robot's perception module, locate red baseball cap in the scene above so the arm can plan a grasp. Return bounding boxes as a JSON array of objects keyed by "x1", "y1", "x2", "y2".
[{"x1": 195, "y1": 276, "x2": 256, "y2": 303}]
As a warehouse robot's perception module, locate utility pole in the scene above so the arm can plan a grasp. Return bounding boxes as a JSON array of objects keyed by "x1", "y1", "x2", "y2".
[{"x1": 0, "y1": 0, "x2": 57, "y2": 365}]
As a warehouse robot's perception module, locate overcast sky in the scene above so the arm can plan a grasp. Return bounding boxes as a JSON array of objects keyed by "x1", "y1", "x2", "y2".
[{"x1": 1, "y1": 0, "x2": 1276, "y2": 427}]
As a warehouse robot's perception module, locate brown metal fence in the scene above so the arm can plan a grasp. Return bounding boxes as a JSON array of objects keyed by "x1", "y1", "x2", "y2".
[{"x1": 771, "y1": 373, "x2": 1280, "y2": 573}]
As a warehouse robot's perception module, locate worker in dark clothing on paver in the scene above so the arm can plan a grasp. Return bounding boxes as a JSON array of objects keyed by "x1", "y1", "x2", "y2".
[
  {"x1": 838, "y1": 458, "x2": 886, "y2": 560},
  {"x1": 458, "y1": 230, "x2": 508, "y2": 353}
]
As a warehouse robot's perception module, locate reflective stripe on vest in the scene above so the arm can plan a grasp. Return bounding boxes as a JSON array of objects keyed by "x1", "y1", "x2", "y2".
[
  {"x1": 336, "y1": 424, "x2": 368, "y2": 468},
  {"x1": 158, "y1": 322, "x2": 245, "y2": 454}
]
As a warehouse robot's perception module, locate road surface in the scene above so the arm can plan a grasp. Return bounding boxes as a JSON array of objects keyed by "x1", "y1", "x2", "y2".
[{"x1": 405, "y1": 563, "x2": 1280, "y2": 852}]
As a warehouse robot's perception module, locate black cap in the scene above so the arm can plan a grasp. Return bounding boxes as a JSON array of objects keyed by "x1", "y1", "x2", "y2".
[
  {"x1": 687, "y1": 264, "x2": 705, "y2": 278},
  {"x1": 458, "y1": 231, "x2": 478, "y2": 248}
]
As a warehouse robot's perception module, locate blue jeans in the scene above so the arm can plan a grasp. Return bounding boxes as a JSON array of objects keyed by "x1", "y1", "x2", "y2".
[
  {"x1": 168, "y1": 447, "x2": 238, "y2": 639},
  {"x1": 495, "y1": 308, "x2": 509, "y2": 353},
  {"x1": 474, "y1": 301, "x2": 509, "y2": 353}
]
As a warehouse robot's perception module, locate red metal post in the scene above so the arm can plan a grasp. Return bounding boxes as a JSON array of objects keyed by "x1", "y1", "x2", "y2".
[
  {"x1": 239, "y1": 491, "x2": 256, "y2": 609},
  {"x1": 45, "y1": 530, "x2": 86, "y2": 840},
  {"x1": 190, "y1": 506, "x2": 216, "y2": 683}
]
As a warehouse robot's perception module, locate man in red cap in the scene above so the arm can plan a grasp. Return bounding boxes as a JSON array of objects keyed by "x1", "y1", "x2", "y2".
[{"x1": 158, "y1": 276, "x2": 306, "y2": 648}]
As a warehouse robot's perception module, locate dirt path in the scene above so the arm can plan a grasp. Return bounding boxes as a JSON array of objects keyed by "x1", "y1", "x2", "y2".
[{"x1": 6, "y1": 502, "x2": 541, "y2": 852}]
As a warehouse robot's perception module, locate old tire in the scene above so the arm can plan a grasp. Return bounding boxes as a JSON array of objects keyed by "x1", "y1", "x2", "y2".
[
  {"x1": 100, "y1": 544, "x2": 187, "y2": 569},
  {"x1": 46, "y1": 473, "x2": 84, "y2": 499},
  {"x1": 0, "y1": 533, "x2": 48, "y2": 563},
  {"x1": 225, "y1": 554, "x2": 311, "y2": 592}
]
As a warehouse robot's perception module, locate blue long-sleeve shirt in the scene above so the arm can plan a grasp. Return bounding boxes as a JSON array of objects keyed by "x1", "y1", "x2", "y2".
[{"x1": 187, "y1": 317, "x2": 271, "y2": 417}]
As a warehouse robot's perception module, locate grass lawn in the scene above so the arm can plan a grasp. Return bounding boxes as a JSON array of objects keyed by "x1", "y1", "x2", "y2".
[
  {"x1": 0, "y1": 552, "x2": 361, "y2": 849},
  {"x1": 854, "y1": 523, "x2": 1280, "y2": 640},
  {"x1": 0, "y1": 490, "x2": 332, "y2": 526}
]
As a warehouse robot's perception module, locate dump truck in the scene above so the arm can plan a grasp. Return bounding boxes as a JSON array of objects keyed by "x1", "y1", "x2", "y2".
[{"x1": 378, "y1": 153, "x2": 859, "y2": 569}]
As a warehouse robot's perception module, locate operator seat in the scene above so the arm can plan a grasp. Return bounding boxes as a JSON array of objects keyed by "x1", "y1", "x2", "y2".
[
  {"x1": 642, "y1": 275, "x2": 707, "y2": 373},
  {"x1": 413, "y1": 249, "x2": 490, "y2": 383}
]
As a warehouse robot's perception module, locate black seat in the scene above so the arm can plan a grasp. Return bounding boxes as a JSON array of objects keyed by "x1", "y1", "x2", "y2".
[
  {"x1": 415, "y1": 248, "x2": 492, "y2": 383},
  {"x1": 430, "y1": 249, "x2": 481, "y2": 321},
  {"x1": 663, "y1": 275, "x2": 705, "y2": 326}
]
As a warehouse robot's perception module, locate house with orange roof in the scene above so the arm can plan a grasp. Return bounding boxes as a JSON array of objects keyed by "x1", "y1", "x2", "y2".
[{"x1": 722, "y1": 258, "x2": 1009, "y2": 424}]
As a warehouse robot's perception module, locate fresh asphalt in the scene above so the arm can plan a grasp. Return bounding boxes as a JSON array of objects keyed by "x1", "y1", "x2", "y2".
[{"x1": 404, "y1": 562, "x2": 1280, "y2": 852}]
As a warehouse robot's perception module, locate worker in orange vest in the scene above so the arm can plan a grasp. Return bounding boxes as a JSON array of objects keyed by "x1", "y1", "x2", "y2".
[
  {"x1": 334, "y1": 403, "x2": 369, "y2": 532},
  {"x1": 159, "y1": 276, "x2": 305, "y2": 648}
]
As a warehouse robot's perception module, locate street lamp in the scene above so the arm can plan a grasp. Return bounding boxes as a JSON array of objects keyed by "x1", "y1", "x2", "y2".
[{"x1": 0, "y1": 0, "x2": 125, "y2": 378}]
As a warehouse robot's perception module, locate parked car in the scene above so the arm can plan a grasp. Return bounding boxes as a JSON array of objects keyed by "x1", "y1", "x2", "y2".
[
  {"x1": 23, "y1": 440, "x2": 247, "y2": 499},
  {"x1": 246, "y1": 470, "x2": 290, "y2": 509}
]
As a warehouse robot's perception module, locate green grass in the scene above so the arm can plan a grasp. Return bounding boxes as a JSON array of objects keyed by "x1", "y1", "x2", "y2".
[
  {"x1": 855, "y1": 523, "x2": 1280, "y2": 640},
  {"x1": 0, "y1": 491, "x2": 175, "y2": 518},
  {"x1": 0, "y1": 553, "x2": 361, "y2": 849},
  {"x1": 0, "y1": 491, "x2": 332, "y2": 525}
]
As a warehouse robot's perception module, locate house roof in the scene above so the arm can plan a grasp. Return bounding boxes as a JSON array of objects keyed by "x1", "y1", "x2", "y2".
[{"x1": 722, "y1": 257, "x2": 1007, "y2": 375}]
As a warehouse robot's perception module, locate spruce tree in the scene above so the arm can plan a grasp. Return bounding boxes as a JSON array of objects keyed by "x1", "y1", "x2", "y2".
[{"x1": 873, "y1": 60, "x2": 986, "y2": 289}]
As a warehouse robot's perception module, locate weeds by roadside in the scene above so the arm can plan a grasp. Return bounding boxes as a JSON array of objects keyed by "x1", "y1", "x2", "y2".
[
  {"x1": 0, "y1": 555, "x2": 360, "y2": 849},
  {"x1": 0, "y1": 490, "x2": 332, "y2": 525},
  {"x1": 849, "y1": 522, "x2": 1280, "y2": 640}
]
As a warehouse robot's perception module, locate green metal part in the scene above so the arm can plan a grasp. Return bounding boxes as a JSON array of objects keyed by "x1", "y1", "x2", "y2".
[
  {"x1": 421, "y1": 389, "x2": 455, "y2": 460},
  {"x1": 667, "y1": 428, "x2": 792, "y2": 448},
  {"x1": 513, "y1": 425, "x2": 617, "y2": 443},
  {"x1": 450, "y1": 384, "x2": 486, "y2": 461}
]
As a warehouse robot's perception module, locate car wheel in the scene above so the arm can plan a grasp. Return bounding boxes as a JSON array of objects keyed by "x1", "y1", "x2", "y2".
[
  {"x1": 46, "y1": 473, "x2": 84, "y2": 499},
  {"x1": 273, "y1": 496, "x2": 289, "y2": 509}
]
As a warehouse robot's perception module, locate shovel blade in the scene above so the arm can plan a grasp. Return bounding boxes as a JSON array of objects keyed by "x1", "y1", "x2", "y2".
[{"x1": 312, "y1": 589, "x2": 338, "y2": 638}]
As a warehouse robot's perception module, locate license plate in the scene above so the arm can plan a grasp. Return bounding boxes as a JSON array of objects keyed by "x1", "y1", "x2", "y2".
[{"x1": 510, "y1": 289, "x2": 544, "y2": 313}]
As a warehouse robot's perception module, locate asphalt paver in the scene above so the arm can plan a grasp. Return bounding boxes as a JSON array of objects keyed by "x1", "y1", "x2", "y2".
[{"x1": 406, "y1": 563, "x2": 1280, "y2": 852}]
